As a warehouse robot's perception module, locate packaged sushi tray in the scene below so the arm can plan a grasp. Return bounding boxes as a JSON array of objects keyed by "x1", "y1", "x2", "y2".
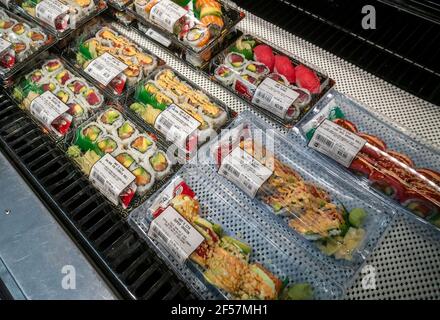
[
  {"x1": 107, "y1": 6, "x2": 135, "y2": 26},
  {"x1": 63, "y1": 23, "x2": 164, "y2": 99},
  {"x1": 208, "y1": 33, "x2": 335, "y2": 127},
  {"x1": 129, "y1": 172, "x2": 344, "y2": 299},
  {"x1": 7, "y1": 55, "x2": 106, "y2": 140},
  {"x1": 295, "y1": 90, "x2": 440, "y2": 231},
  {"x1": 106, "y1": 0, "x2": 132, "y2": 11},
  {"x1": 128, "y1": 0, "x2": 244, "y2": 68},
  {"x1": 11, "y1": 0, "x2": 107, "y2": 38},
  {"x1": 0, "y1": 7, "x2": 56, "y2": 80},
  {"x1": 128, "y1": 66, "x2": 234, "y2": 157},
  {"x1": 63, "y1": 105, "x2": 176, "y2": 212},
  {"x1": 196, "y1": 110, "x2": 394, "y2": 280}
]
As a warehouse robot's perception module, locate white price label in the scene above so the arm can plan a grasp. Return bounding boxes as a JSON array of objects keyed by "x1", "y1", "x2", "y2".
[
  {"x1": 154, "y1": 104, "x2": 200, "y2": 150},
  {"x1": 150, "y1": 0, "x2": 187, "y2": 33},
  {"x1": 30, "y1": 91, "x2": 69, "y2": 129},
  {"x1": 219, "y1": 147, "x2": 273, "y2": 198},
  {"x1": 0, "y1": 38, "x2": 11, "y2": 55},
  {"x1": 90, "y1": 154, "x2": 136, "y2": 206},
  {"x1": 85, "y1": 52, "x2": 128, "y2": 86},
  {"x1": 148, "y1": 206, "x2": 204, "y2": 263},
  {"x1": 146, "y1": 28, "x2": 172, "y2": 47},
  {"x1": 35, "y1": 0, "x2": 70, "y2": 29},
  {"x1": 308, "y1": 119, "x2": 366, "y2": 168},
  {"x1": 252, "y1": 78, "x2": 300, "y2": 119}
]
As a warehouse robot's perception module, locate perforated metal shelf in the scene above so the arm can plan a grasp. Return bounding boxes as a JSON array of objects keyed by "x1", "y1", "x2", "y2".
[{"x1": 112, "y1": 6, "x2": 440, "y2": 299}]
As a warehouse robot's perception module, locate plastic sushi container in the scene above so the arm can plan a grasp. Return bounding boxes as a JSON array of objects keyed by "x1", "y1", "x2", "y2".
[
  {"x1": 106, "y1": 6, "x2": 136, "y2": 26},
  {"x1": 106, "y1": 0, "x2": 133, "y2": 11},
  {"x1": 128, "y1": 0, "x2": 244, "y2": 68},
  {"x1": 208, "y1": 33, "x2": 335, "y2": 128},
  {"x1": 10, "y1": 0, "x2": 107, "y2": 39},
  {"x1": 128, "y1": 66, "x2": 234, "y2": 158},
  {"x1": 129, "y1": 170, "x2": 345, "y2": 300},
  {"x1": 0, "y1": 7, "x2": 56, "y2": 80},
  {"x1": 62, "y1": 104, "x2": 177, "y2": 214},
  {"x1": 6, "y1": 54, "x2": 107, "y2": 142},
  {"x1": 294, "y1": 90, "x2": 440, "y2": 231},
  {"x1": 195, "y1": 110, "x2": 395, "y2": 286},
  {"x1": 62, "y1": 22, "x2": 164, "y2": 100}
]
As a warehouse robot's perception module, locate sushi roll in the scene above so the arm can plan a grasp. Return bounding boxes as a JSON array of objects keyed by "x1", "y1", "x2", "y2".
[
  {"x1": 129, "y1": 134, "x2": 157, "y2": 162},
  {"x1": 43, "y1": 59, "x2": 63, "y2": 74},
  {"x1": 55, "y1": 89, "x2": 71, "y2": 104},
  {"x1": 114, "y1": 120, "x2": 139, "y2": 145},
  {"x1": 137, "y1": 52, "x2": 158, "y2": 75},
  {"x1": 148, "y1": 150, "x2": 171, "y2": 179},
  {"x1": 114, "y1": 150, "x2": 137, "y2": 170},
  {"x1": 66, "y1": 78, "x2": 87, "y2": 95},
  {"x1": 97, "y1": 108, "x2": 125, "y2": 133},
  {"x1": 0, "y1": 17, "x2": 16, "y2": 31},
  {"x1": 198, "y1": 101, "x2": 228, "y2": 129},
  {"x1": 289, "y1": 86, "x2": 312, "y2": 110},
  {"x1": 82, "y1": 88, "x2": 103, "y2": 108},
  {"x1": 51, "y1": 114, "x2": 73, "y2": 136},
  {"x1": 214, "y1": 64, "x2": 235, "y2": 86},
  {"x1": 96, "y1": 135, "x2": 121, "y2": 155},
  {"x1": 233, "y1": 73, "x2": 259, "y2": 101},
  {"x1": 225, "y1": 52, "x2": 247, "y2": 71},
  {"x1": 67, "y1": 101, "x2": 88, "y2": 124},
  {"x1": 81, "y1": 122, "x2": 104, "y2": 143},
  {"x1": 27, "y1": 29, "x2": 47, "y2": 48},
  {"x1": 55, "y1": 69, "x2": 72, "y2": 85},
  {"x1": 184, "y1": 26, "x2": 211, "y2": 49},
  {"x1": 369, "y1": 168, "x2": 406, "y2": 201},
  {"x1": 41, "y1": 82, "x2": 58, "y2": 93},
  {"x1": 400, "y1": 188, "x2": 440, "y2": 218},
  {"x1": 243, "y1": 61, "x2": 270, "y2": 79},
  {"x1": 131, "y1": 164, "x2": 155, "y2": 195},
  {"x1": 11, "y1": 22, "x2": 29, "y2": 36},
  {"x1": 12, "y1": 41, "x2": 29, "y2": 61},
  {"x1": 27, "y1": 69, "x2": 45, "y2": 83},
  {"x1": 268, "y1": 73, "x2": 289, "y2": 86}
]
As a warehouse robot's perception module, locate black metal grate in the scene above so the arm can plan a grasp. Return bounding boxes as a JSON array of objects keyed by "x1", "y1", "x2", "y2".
[
  {"x1": 233, "y1": 0, "x2": 440, "y2": 105},
  {"x1": 0, "y1": 92, "x2": 195, "y2": 300}
]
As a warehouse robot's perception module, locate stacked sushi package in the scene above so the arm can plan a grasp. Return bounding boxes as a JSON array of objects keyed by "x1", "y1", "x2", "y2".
[
  {"x1": 67, "y1": 107, "x2": 173, "y2": 209},
  {"x1": 210, "y1": 34, "x2": 333, "y2": 126}
]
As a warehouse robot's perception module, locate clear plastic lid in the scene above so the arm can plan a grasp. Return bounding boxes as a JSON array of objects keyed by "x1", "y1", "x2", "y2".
[
  {"x1": 0, "y1": 7, "x2": 56, "y2": 79},
  {"x1": 129, "y1": 172, "x2": 344, "y2": 300},
  {"x1": 106, "y1": 0, "x2": 132, "y2": 11},
  {"x1": 196, "y1": 111, "x2": 395, "y2": 286},
  {"x1": 208, "y1": 33, "x2": 335, "y2": 127},
  {"x1": 128, "y1": 0, "x2": 244, "y2": 54},
  {"x1": 128, "y1": 66, "x2": 234, "y2": 158},
  {"x1": 63, "y1": 104, "x2": 177, "y2": 214},
  {"x1": 62, "y1": 22, "x2": 164, "y2": 99},
  {"x1": 296, "y1": 90, "x2": 440, "y2": 231},
  {"x1": 11, "y1": 0, "x2": 107, "y2": 39},
  {"x1": 7, "y1": 54, "x2": 106, "y2": 141}
]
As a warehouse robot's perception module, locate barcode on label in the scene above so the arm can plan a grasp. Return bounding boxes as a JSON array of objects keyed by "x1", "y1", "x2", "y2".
[
  {"x1": 241, "y1": 177, "x2": 254, "y2": 191},
  {"x1": 223, "y1": 163, "x2": 240, "y2": 177},
  {"x1": 150, "y1": 224, "x2": 169, "y2": 244},
  {"x1": 255, "y1": 90, "x2": 273, "y2": 104},
  {"x1": 315, "y1": 134, "x2": 334, "y2": 148},
  {"x1": 157, "y1": 116, "x2": 173, "y2": 131},
  {"x1": 92, "y1": 170, "x2": 106, "y2": 185}
]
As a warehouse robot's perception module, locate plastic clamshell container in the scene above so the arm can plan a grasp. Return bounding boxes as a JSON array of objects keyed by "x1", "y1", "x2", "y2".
[
  {"x1": 106, "y1": 0, "x2": 133, "y2": 11},
  {"x1": 61, "y1": 104, "x2": 178, "y2": 216},
  {"x1": 11, "y1": 0, "x2": 107, "y2": 39},
  {"x1": 128, "y1": 0, "x2": 244, "y2": 68},
  {"x1": 207, "y1": 33, "x2": 335, "y2": 128},
  {"x1": 196, "y1": 110, "x2": 395, "y2": 286},
  {"x1": 0, "y1": 7, "x2": 56, "y2": 80},
  {"x1": 6, "y1": 54, "x2": 106, "y2": 142},
  {"x1": 127, "y1": 65, "x2": 235, "y2": 158},
  {"x1": 62, "y1": 22, "x2": 164, "y2": 100},
  {"x1": 295, "y1": 90, "x2": 440, "y2": 231},
  {"x1": 129, "y1": 171, "x2": 345, "y2": 300}
]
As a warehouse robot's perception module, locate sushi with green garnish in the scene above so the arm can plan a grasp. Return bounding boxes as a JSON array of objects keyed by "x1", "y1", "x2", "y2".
[
  {"x1": 115, "y1": 151, "x2": 136, "y2": 170},
  {"x1": 129, "y1": 134, "x2": 156, "y2": 162},
  {"x1": 114, "y1": 121, "x2": 138, "y2": 144},
  {"x1": 81, "y1": 122, "x2": 103, "y2": 142},
  {"x1": 97, "y1": 136, "x2": 119, "y2": 154},
  {"x1": 148, "y1": 150, "x2": 171, "y2": 179},
  {"x1": 97, "y1": 108, "x2": 124, "y2": 133},
  {"x1": 131, "y1": 165, "x2": 155, "y2": 194}
]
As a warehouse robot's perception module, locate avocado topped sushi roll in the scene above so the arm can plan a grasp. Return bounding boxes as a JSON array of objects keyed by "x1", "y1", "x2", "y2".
[
  {"x1": 66, "y1": 79, "x2": 87, "y2": 95},
  {"x1": 97, "y1": 136, "x2": 119, "y2": 154},
  {"x1": 131, "y1": 165, "x2": 155, "y2": 195},
  {"x1": 130, "y1": 134, "x2": 156, "y2": 161},
  {"x1": 115, "y1": 151, "x2": 136, "y2": 169},
  {"x1": 55, "y1": 90, "x2": 70, "y2": 104},
  {"x1": 97, "y1": 108, "x2": 124, "y2": 133},
  {"x1": 115, "y1": 121, "x2": 138, "y2": 143},
  {"x1": 149, "y1": 150, "x2": 171, "y2": 179},
  {"x1": 226, "y1": 52, "x2": 246, "y2": 71},
  {"x1": 55, "y1": 70, "x2": 72, "y2": 85},
  {"x1": 67, "y1": 102, "x2": 88, "y2": 123},
  {"x1": 81, "y1": 122, "x2": 103, "y2": 142},
  {"x1": 43, "y1": 59, "x2": 63, "y2": 73}
]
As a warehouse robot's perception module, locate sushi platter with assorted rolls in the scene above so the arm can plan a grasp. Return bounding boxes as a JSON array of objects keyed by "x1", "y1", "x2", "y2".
[
  {"x1": 8, "y1": 56, "x2": 105, "y2": 139},
  {"x1": 297, "y1": 91, "x2": 440, "y2": 230},
  {"x1": 130, "y1": 173, "x2": 344, "y2": 300},
  {"x1": 11, "y1": 0, "x2": 107, "y2": 38},
  {"x1": 65, "y1": 106, "x2": 175, "y2": 210},
  {"x1": 129, "y1": 0, "x2": 244, "y2": 67},
  {"x1": 63, "y1": 23, "x2": 164, "y2": 98},
  {"x1": 209, "y1": 33, "x2": 334, "y2": 127},
  {"x1": 0, "y1": 7, "x2": 55, "y2": 79},
  {"x1": 129, "y1": 66, "x2": 232, "y2": 156}
]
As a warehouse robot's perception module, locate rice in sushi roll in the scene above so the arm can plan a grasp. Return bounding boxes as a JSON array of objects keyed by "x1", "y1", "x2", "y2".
[
  {"x1": 82, "y1": 87, "x2": 103, "y2": 109},
  {"x1": 55, "y1": 89, "x2": 71, "y2": 104},
  {"x1": 289, "y1": 86, "x2": 312, "y2": 111},
  {"x1": 137, "y1": 52, "x2": 158, "y2": 75},
  {"x1": 214, "y1": 64, "x2": 235, "y2": 86},
  {"x1": 268, "y1": 73, "x2": 289, "y2": 86},
  {"x1": 243, "y1": 61, "x2": 270, "y2": 79},
  {"x1": 80, "y1": 122, "x2": 104, "y2": 143},
  {"x1": 96, "y1": 135, "x2": 122, "y2": 155},
  {"x1": 55, "y1": 69, "x2": 72, "y2": 85},
  {"x1": 43, "y1": 59, "x2": 63, "y2": 74},
  {"x1": 148, "y1": 150, "x2": 171, "y2": 179},
  {"x1": 184, "y1": 26, "x2": 211, "y2": 49},
  {"x1": 225, "y1": 52, "x2": 247, "y2": 71},
  {"x1": 67, "y1": 101, "x2": 89, "y2": 124},
  {"x1": 129, "y1": 134, "x2": 157, "y2": 162},
  {"x1": 97, "y1": 108, "x2": 125, "y2": 133},
  {"x1": 114, "y1": 120, "x2": 139, "y2": 146},
  {"x1": 131, "y1": 164, "x2": 155, "y2": 195},
  {"x1": 114, "y1": 149, "x2": 138, "y2": 171}
]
